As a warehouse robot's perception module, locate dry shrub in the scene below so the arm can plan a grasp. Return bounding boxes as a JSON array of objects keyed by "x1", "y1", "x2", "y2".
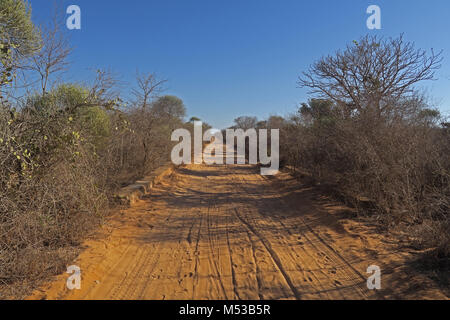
[
  {"x1": 0, "y1": 83, "x2": 189, "y2": 297},
  {"x1": 103, "y1": 105, "x2": 184, "y2": 188},
  {"x1": 282, "y1": 100, "x2": 449, "y2": 257},
  {"x1": 0, "y1": 94, "x2": 108, "y2": 298},
  {"x1": 284, "y1": 34, "x2": 449, "y2": 258}
]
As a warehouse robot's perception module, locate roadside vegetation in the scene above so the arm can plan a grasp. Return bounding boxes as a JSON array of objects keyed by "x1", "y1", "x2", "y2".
[{"x1": 0, "y1": 1, "x2": 205, "y2": 298}]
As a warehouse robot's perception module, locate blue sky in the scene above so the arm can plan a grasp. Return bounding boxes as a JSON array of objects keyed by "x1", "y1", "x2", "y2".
[{"x1": 29, "y1": 0, "x2": 450, "y2": 128}]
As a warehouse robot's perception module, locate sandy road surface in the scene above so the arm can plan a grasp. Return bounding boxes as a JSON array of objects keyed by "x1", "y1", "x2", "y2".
[{"x1": 30, "y1": 163, "x2": 447, "y2": 300}]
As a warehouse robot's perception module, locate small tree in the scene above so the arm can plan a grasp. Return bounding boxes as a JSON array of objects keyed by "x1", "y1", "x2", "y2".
[
  {"x1": 132, "y1": 71, "x2": 166, "y2": 110},
  {"x1": 266, "y1": 115, "x2": 286, "y2": 129},
  {"x1": 299, "y1": 99, "x2": 335, "y2": 126},
  {"x1": 233, "y1": 116, "x2": 257, "y2": 130},
  {"x1": 151, "y1": 95, "x2": 186, "y2": 120},
  {"x1": 28, "y1": 8, "x2": 72, "y2": 95},
  {"x1": 298, "y1": 35, "x2": 442, "y2": 118}
]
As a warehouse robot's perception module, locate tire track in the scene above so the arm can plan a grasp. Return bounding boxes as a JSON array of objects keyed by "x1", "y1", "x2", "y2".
[
  {"x1": 28, "y1": 162, "x2": 446, "y2": 300},
  {"x1": 236, "y1": 172, "x2": 371, "y2": 299},
  {"x1": 206, "y1": 197, "x2": 228, "y2": 299},
  {"x1": 225, "y1": 214, "x2": 241, "y2": 300},
  {"x1": 233, "y1": 207, "x2": 302, "y2": 300}
]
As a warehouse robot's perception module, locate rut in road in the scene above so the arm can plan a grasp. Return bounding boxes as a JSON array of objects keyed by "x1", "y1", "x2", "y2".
[{"x1": 30, "y1": 163, "x2": 448, "y2": 300}]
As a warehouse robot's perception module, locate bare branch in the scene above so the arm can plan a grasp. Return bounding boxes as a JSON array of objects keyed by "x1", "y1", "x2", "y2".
[
  {"x1": 131, "y1": 71, "x2": 167, "y2": 110},
  {"x1": 26, "y1": 6, "x2": 72, "y2": 95},
  {"x1": 297, "y1": 35, "x2": 443, "y2": 117}
]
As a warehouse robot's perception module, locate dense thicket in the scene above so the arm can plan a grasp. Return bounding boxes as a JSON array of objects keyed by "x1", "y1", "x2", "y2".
[{"x1": 0, "y1": 1, "x2": 194, "y2": 298}]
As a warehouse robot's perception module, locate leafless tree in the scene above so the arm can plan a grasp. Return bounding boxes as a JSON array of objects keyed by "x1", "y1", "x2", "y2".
[
  {"x1": 28, "y1": 8, "x2": 72, "y2": 95},
  {"x1": 298, "y1": 35, "x2": 442, "y2": 118},
  {"x1": 131, "y1": 71, "x2": 167, "y2": 110},
  {"x1": 89, "y1": 68, "x2": 122, "y2": 106}
]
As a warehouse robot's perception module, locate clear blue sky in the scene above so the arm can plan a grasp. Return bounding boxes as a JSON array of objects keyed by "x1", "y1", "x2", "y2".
[{"x1": 29, "y1": 0, "x2": 450, "y2": 129}]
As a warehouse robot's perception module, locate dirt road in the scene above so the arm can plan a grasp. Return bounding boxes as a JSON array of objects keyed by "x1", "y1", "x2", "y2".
[{"x1": 30, "y1": 163, "x2": 447, "y2": 300}]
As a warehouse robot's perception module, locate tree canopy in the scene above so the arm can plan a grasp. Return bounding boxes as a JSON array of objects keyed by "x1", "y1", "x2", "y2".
[
  {"x1": 0, "y1": 0, "x2": 41, "y2": 87},
  {"x1": 151, "y1": 95, "x2": 186, "y2": 120}
]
